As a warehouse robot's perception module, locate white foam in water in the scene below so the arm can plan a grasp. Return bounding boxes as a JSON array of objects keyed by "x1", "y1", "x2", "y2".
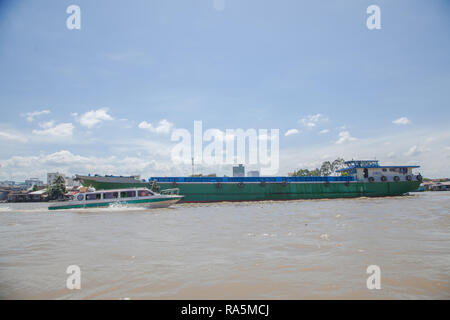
[
  {"x1": 51, "y1": 203, "x2": 150, "y2": 213},
  {"x1": 320, "y1": 234, "x2": 330, "y2": 240},
  {"x1": 90, "y1": 203, "x2": 149, "y2": 212},
  {"x1": 107, "y1": 202, "x2": 131, "y2": 210}
]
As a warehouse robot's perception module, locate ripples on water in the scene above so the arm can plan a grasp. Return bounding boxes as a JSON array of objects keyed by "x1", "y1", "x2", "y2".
[{"x1": 0, "y1": 192, "x2": 449, "y2": 299}]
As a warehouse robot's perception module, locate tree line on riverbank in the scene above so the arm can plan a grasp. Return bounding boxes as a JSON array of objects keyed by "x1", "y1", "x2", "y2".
[{"x1": 290, "y1": 158, "x2": 346, "y2": 176}]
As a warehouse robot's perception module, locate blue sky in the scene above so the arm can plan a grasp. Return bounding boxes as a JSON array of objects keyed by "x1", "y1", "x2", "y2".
[{"x1": 0, "y1": 0, "x2": 449, "y2": 180}]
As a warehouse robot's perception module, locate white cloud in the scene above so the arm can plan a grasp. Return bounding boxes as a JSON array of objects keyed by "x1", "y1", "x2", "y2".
[
  {"x1": 1, "y1": 127, "x2": 449, "y2": 181},
  {"x1": 39, "y1": 121, "x2": 55, "y2": 129},
  {"x1": 32, "y1": 123, "x2": 74, "y2": 138},
  {"x1": 0, "y1": 150, "x2": 162, "y2": 181},
  {"x1": 0, "y1": 131, "x2": 28, "y2": 143},
  {"x1": 319, "y1": 129, "x2": 329, "y2": 134},
  {"x1": 138, "y1": 119, "x2": 174, "y2": 134},
  {"x1": 284, "y1": 129, "x2": 299, "y2": 136},
  {"x1": 405, "y1": 145, "x2": 422, "y2": 157},
  {"x1": 78, "y1": 108, "x2": 113, "y2": 128},
  {"x1": 280, "y1": 127, "x2": 450, "y2": 178},
  {"x1": 300, "y1": 113, "x2": 328, "y2": 127},
  {"x1": 393, "y1": 117, "x2": 411, "y2": 125},
  {"x1": 336, "y1": 131, "x2": 356, "y2": 144},
  {"x1": 21, "y1": 110, "x2": 50, "y2": 122}
]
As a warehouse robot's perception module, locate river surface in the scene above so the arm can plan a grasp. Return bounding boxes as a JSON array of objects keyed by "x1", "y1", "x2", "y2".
[{"x1": 0, "y1": 192, "x2": 448, "y2": 299}]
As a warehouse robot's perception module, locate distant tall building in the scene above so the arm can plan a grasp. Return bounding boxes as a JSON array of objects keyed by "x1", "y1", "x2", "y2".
[
  {"x1": 248, "y1": 170, "x2": 260, "y2": 177},
  {"x1": 47, "y1": 172, "x2": 65, "y2": 186},
  {"x1": 65, "y1": 176, "x2": 80, "y2": 187},
  {"x1": 233, "y1": 164, "x2": 245, "y2": 177},
  {"x1": 25, "y1": 178, "x2": 44, "y2": 189}
]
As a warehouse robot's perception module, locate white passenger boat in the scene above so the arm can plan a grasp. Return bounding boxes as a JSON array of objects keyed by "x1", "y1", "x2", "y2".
[{"x1": 48, "y1": 188, "x2": 183, "y2": 210}]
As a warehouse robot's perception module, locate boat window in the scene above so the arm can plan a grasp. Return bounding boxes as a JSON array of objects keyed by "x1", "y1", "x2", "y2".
[
  {"x1": 382, "y1": 168, "x2": 387, "y2": 172},
  {"x1": 86, "y1": 193, "x2": 101, "y2": 201},
  {"x1": 138, "y1": 190, "x2": 151, "y2": 197},
  {"x1": 104, "y1": 192, "x2": 119, "y2": 199},
  {"x1": 120, "y1": 191, "x2": 137, "y2": 198}
]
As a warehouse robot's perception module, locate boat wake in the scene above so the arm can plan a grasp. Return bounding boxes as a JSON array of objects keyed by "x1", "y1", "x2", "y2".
[{"x1": 106, "y1": 203, "x2": 148, "y2": 211}]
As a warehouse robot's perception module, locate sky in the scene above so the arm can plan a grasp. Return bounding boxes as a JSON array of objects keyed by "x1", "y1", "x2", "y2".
[{"x1": 0, "y1": 0, "x2": 449, "y2": 181}]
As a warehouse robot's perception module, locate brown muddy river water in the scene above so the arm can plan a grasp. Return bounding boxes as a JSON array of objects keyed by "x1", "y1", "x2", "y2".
[{"x1": 0, "y1": 192, "x2": 448, "y2": 299}]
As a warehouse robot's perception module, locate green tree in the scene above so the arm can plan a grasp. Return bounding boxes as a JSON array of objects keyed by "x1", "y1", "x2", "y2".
[
  {"x1": 320, "y1": 161, "x2": 332, "y2": 176},
  {"x1": 291, "y1": 158, "x2": 346, "y2": 177},
  {"x1": 293, "y1": 169, "x2": 310, "y2": 176},
  {"x1": 331, "y1": 158, "x2": 346, "y2": 173},
  {"x1": 291, "y1": 168, "x2": 321, "y2": 176},
  {"x1": 48, "y1": 176, "x2": 66, "y2": 200}
]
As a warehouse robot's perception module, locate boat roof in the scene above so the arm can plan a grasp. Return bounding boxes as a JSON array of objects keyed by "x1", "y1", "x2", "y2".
[
  {"x1": 342, "y1": 160, "x2": 419, "y2": 167},
  {"x1": 336, "y1": 164, "x2": 420, "y2": 172},
  {"x1": 80, "y1": 187, "x2": 151, "y2": 193}
]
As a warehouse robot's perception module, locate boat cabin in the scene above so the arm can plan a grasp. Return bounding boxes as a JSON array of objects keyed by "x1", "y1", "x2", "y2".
[
  {"x1": 336, "y1": 160, "x2": 421, "y2": 182},
  {"x1": 73, "y1": 188, "x2": 155, "y2": 202}
]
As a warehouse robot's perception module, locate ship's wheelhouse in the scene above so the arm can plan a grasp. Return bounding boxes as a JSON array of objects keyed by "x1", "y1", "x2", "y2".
[{"x1": 337, "y1": 160, "x2": 420, "y2": 182}]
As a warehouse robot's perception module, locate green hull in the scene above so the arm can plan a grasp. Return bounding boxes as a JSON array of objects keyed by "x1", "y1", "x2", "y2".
[
  {"x1": 78, "y1": 177, "x2": 420, "y2": 203},
  {"x1": 48, "y1": 197, "x2": 174, "y2": 210}
]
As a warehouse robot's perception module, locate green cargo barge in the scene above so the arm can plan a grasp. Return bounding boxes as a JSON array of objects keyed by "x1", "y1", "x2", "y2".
[{"x1": 75, "y1": 160, "x2": 421, "y2": 203}]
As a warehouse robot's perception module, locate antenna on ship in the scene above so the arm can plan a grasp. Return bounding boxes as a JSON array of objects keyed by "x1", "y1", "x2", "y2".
[{"x1": 191, "y1": 157, "x2": 194, "y2": 176}]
